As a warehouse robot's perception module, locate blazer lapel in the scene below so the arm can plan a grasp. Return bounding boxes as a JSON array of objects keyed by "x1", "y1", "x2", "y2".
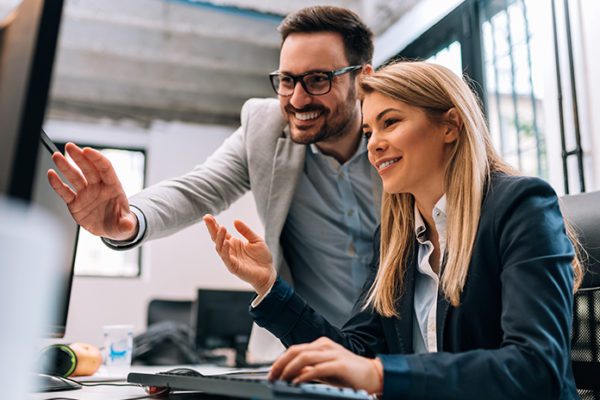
[
  {"x1": 436, "y1": 255, "x2": 451, "y2": 351},
  {"x1": 264, "y1": 135, "x2": 305, "y2": 275}
]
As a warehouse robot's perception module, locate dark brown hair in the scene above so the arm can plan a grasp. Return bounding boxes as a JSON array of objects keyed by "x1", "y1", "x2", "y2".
[{"x1": 278, "y1": 6, "x2": 374, "y2": 66}]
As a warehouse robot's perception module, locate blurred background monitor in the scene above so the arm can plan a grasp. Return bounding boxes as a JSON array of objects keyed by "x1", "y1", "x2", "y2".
[{"x1": 194, "y1": 289, "x2": 255, "y2": 367}]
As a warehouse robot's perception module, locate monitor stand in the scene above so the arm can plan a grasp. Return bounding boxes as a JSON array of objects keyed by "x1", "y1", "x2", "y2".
[{"x1": 34, "y1": 373, "x2": 81, "y2": 392}]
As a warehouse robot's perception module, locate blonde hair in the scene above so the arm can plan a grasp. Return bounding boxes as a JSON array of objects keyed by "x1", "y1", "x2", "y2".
[{"x1": 359, "y1": 61, "x2": 583, "y2": 316}]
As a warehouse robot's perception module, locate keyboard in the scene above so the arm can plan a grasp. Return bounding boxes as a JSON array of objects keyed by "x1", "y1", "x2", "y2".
[{"x1": 128, "y1": 369, "x2": 373, "y2": 399}]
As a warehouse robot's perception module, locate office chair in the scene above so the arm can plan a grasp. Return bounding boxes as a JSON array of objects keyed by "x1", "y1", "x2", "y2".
[
  {"x1": 561, "y1": 191, "x2": 600, "y2": 399},
  {"x1": 133, "y1": 299, "x2": 195, "y2": 365}
]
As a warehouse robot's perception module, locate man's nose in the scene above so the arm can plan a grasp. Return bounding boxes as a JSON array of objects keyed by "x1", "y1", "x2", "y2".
[{"x1": 289, "y1": 81, "x2": 312, "y2": 109}]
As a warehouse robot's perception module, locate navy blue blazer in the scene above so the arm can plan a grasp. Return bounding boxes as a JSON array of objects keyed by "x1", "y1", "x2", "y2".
[{"x1": 251, "y1": 173, "x2": 578, "y2": 399}]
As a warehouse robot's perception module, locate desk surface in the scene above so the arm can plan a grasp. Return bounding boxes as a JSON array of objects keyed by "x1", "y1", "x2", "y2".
[{"x1": 29, "y1": 365, "x2": 260, "y2": 400}]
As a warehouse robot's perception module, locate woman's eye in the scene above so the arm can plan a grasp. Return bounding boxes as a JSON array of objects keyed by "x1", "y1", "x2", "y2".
[
  {"x1": 363, "y1": 131, "x2": 372, "y2": 141},
  {"x1": 383, "y1": 118, "x2": 399, "y2": 129}
]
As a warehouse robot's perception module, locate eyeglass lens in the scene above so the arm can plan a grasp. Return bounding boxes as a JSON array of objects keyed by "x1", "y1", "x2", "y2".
[{"x1": 273, "y1": 73, "x2": 331, "y2": 96}]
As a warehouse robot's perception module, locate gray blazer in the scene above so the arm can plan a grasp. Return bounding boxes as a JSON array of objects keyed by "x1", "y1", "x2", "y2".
[{"x1": 129, "y1": 97, "x2": 382, "y2": 283}]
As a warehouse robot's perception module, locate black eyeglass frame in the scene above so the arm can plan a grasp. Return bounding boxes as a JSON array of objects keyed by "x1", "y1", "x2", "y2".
[{"x1": 268, "y1": 65, "x2": 363, "y2": 96}]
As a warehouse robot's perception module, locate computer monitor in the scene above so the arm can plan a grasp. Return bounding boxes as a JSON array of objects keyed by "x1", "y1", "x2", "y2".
[
  {"x1": 193, "y1": 289, "x2": 255, "y2": 367},
  {"x1": 0, "y1": 0, "x2": 64, "y2": 201}
]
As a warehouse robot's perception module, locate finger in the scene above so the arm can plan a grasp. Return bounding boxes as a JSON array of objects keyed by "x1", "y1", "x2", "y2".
[
  {"x1": 293, "y1": 360, "x2": 344, "y2": 385},
  {"x1": 221, "y1": 239, "x2": 236, "y2": 273},
  {"x1": 203, "y1": 214, "x2": 219, "y2": 241},
  {"x1": 47, "y1": 169, "x2": 77, "y2": 204},
  {"x1": 233, "y1": 220, "x2": 263, "y2": 243},
  {"x1": 215, "y1": 226, "x2": 227, "y2": 254},
  {"x1": 279, "y1": 350, "x2": 335, "y2": 382},
  {"x1": 82, "y1": 147, "x2": 121, "y2": 186},
  {"x1": 269, "y1": 343, "x2": 314, "y2": 380},
  {"x1": 65, "y1": 143, "x2": 101, "y2": 185},
  {"x1": 51, "y1": 151, "x2": 87, "y2": 192}
]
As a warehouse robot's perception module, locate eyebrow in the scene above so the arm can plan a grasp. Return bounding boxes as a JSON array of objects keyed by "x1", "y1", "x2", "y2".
[
  {"x1": 362, "y1": 108, "x2": 401, "y2": 129},
  {"x1": 277, "y1": 68, "x2": 331, "y2": 75}
]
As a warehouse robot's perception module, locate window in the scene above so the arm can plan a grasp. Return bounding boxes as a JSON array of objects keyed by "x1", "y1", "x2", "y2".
[
  {"x1": 66, "y1": 146, "x2": 146, "y2": 277},
  {"x1": 394, "y1": 0, "x2": 587, "y2": 192},
  {"x1": 427, "y1": 41, "x2": 463, "y2": 77},
  {"x1": 481, "y1": 0, "x2": 547, "y2": 178}
]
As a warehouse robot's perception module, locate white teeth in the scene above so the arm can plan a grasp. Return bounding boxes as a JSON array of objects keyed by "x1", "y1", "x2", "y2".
[
  {"x1": 295, "y1": 111, "x2": 320, "y2": 121},
  {"x1": 379, "y1": 158, "x2": 401, "y2": 170}
]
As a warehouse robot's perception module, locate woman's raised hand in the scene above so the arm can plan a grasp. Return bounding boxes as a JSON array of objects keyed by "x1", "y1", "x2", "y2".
[{"x1": 203, "y1": 215, "x2": 276, "y2": 296}]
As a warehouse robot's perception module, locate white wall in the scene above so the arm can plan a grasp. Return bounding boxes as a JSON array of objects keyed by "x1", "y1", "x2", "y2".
[{"x1": 45, "y1": 118, "x2": 261, "y2": 346}]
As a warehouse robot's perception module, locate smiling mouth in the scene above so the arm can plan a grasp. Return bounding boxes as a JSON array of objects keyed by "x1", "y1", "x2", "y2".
[
  {"x1": 377, "y1": 157, "x2": 402, "y2": 171},
  {"x1": 293, "y1": 111, "x2": 322, "y2": 121}
]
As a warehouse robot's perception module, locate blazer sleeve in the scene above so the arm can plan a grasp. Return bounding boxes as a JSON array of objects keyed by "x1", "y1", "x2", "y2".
[
  {"x1": 123, "y1": 101, "x2": 257, "y2": 244},
  {"x1": 250, "y1": 228, "x2": 388, "y2": 357},
  {"x1": 380, "y1": 177, "x2": 577, "y2": 400}
]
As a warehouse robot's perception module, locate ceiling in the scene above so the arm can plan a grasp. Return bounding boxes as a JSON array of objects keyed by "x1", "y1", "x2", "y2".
[{"x1": 1, "y1": 0, "x2": 420, "y2": 127}]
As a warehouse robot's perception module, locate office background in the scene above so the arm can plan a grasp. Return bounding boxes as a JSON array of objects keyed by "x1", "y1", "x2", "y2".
[{"x1": 1, "y1": 0, "x2": 597, "y2": 347}]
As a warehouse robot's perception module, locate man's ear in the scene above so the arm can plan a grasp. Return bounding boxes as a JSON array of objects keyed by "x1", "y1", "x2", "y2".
[
  {"x1": 444, "y1": 108, "x2": 461, "y2": 143},
  {"x1": 362, "y1": 64, "x2": 374, "y2": 75}
]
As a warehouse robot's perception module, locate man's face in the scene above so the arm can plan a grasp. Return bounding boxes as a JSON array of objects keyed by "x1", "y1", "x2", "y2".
[{"x1": 277, "y1": 32, "x2": 360, "y2": 145}]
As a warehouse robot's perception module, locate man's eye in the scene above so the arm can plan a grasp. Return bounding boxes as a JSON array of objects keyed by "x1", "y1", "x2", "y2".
[
  {"x1": 280, "y1": 76, "x2": 294, "y2": 85},
  {"x1": 306, "y1": 74, "x2": 329, "y2": 84}
]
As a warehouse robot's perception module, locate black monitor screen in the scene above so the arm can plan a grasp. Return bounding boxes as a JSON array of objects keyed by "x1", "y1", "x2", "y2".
[
  {"x1": 194, "y1": 289, "x2": 254, "y2": 351},
  {"x1": 32, "y1": 131, "x2": 78, "y2": 338}
]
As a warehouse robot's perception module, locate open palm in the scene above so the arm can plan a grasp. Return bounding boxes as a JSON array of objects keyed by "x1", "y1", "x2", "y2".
[{"x1": 204, "y1": 215, "x2": 276, "y2": 296}]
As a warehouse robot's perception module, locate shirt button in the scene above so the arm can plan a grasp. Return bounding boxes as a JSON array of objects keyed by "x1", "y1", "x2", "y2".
[{"x1": 347, "y1": 209, "x2": 354, "y2": 217}]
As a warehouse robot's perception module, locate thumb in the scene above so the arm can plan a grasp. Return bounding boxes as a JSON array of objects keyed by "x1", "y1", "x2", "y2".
[{"x1": 233, "y1": 220, "x2": 263, "y2": 243}]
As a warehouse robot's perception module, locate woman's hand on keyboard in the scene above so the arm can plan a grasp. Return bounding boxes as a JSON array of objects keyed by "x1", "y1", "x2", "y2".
[
  {"x1": 268, "y1": 337, "x2": 383, "y2": 395},
  {"x1": 203, "y1": 214, "x2": 277, "y2": 297}
]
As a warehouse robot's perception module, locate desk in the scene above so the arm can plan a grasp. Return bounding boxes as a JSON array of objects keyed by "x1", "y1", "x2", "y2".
[{"x1": 29, "y1": 365, "x2": 253, "y2": 400}]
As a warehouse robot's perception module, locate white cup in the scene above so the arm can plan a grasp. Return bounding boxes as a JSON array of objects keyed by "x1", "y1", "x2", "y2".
[{"x1": 103, "y1": 324, "x2": 134, "y2": 375}]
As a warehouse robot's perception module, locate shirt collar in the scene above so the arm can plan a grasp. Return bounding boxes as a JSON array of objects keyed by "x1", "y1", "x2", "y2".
[
  {"x1": 414, "y1": 194, "x2": 447, "y2": 241},
  {"x1": 309, "y1": 136, "x2": 368, "y2": 159}
]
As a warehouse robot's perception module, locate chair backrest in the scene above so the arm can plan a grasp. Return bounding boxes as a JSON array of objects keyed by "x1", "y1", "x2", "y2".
[
  {"x1": 147, "y1": 299, "x2": 193, "y2": 327},
  {"x1": 560, "y1": 191, "x2": 600, "y2": 399}
]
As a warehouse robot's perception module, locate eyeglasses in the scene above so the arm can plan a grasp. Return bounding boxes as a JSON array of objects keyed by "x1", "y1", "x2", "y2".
[{"x1": 269, "y1": 65, "x2": 362, "y2": 96}]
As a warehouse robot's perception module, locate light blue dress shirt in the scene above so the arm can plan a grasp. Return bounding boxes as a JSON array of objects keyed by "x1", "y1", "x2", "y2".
[
  {"x1": 280, "y1": 138, "x2": 379, "y2": 328},
  {"x1": 412, "y1": 195, "x2": 447, "y2": 354}
]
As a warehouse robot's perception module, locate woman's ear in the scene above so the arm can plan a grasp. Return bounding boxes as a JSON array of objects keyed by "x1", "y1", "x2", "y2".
[{"x1": 444, "y1": 108, "x2": 461, "y2": 143}]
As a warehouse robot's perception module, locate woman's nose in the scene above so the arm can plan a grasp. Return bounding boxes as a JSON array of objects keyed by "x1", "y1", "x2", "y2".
[{"x1": 367, "y1": 133, "x2": 387, "y2": 154}]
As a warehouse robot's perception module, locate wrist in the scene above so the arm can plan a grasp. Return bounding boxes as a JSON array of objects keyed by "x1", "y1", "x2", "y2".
[
  {"x1": 368, "y1": 357, "x2": 384, "y2": 395},
  {"x1": 255, "y1": 274, "x2": 277, "y2": 298}
]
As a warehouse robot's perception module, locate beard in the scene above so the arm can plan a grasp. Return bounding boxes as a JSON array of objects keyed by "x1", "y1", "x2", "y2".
[{"x1": 285, "y1": 87, "x2": 358, "y2": 145}]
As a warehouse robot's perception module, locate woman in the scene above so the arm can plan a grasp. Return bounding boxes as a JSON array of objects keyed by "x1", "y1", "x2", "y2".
[{"x1": 203, "y1": 61, "x2": 582, "y2": 399}]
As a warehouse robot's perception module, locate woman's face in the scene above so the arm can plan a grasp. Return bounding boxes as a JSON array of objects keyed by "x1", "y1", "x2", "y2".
[{"x1": 363, "y1": 92, "x2": 457, "y2": 196}]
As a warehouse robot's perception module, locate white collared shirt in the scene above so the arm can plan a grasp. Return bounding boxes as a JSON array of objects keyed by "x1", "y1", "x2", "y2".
[{"x1": 412, "y1": 195, "x2": 447, "y2": 353}]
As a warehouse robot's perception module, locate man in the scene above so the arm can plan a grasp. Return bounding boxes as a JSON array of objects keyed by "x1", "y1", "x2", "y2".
[{"x1": 48, "y1": 6, "x2": 381, "y2": 359}]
